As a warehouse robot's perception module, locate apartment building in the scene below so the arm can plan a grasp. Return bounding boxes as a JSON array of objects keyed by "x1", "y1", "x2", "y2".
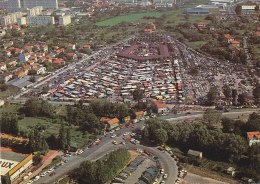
[
  {"x1": 0, "y1": 12, "x2": 22, "y2": 27},
  {"x1": 0, "y1": 0, "x2": 21, "y2": 12},
  {"x1": 58, "y1": 15, "x2": 71, "y2": 26},
  {"x1": 21, "y1": 0, "x2": 58, "y2": 9},
  {"x1": 26, "y1": 15, "x2": 54, "y2": 25},
  {"x1": 27, "y1": 6, "x2": 43, "y2": 17}
]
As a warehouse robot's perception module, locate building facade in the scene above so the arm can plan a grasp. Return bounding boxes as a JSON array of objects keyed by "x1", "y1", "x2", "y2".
[
  {"x1": 0, "y1": 0, "x2": 21, "y2": 12},
  {"x1": 21, "y1": 0, "x2": 58, "y2": 9},
  {"x1": 58, "y1": 15, "x2": 71, "y2": 26},
  {"x1": 0, "y1": 12, "x2": 22, "y2": 27},
  {"x1": 27, "y1": 6, "x2": 43, "y2": 17},
  {"x1": 26, "y1": 15, "x2": 55, "y2": 25}
]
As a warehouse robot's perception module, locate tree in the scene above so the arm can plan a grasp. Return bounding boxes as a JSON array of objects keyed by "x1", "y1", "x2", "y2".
[
  {"x1": 203, "y1": 109, "x2": 222, "y2": 128},
  {"x1": 28, "y1": 126, "x2": 49, "y2": 153},
  {"x1": 222, "y1": 84, "x2": 232, "y2": 100},
  {"x1": 252, "y1": 83, "x2": 260, "y2": 105},
  {"x1": 24, "y1": 98, "x2": 42, "y2": 116},
  {"x1": 33, "y1": 152, "x2": 43, "y2": 166},
  {"x1": 29, "y1": 75, "x2": 36, "y2": 83},
  {"x1": 235, "y1": 5, "x2": 242, "y2": 15},
  {"x1": 206, "y1": 86, "x2": 218, "y2": 106},
  {"x1": 154, "y1": 128, "x2": 168, "y2": 144},
  {"x1": 66, "y1": 128, "x2": 71, "y2": 150},
  {"x1": 132, "y1": 87, "x2": 144, "y2": 103},
  {"x1": 232, "y1": 89, "x2": 238, "y2": 105},
  {"x1": 58, "y1": 123, "x2": 66, "y2": 150},
  {"x1": 238, "y1": 93, "x2": 247, "y2": 105},
  {"x1": 0, "y1": 84, "x2": 8, "y2": 91}
]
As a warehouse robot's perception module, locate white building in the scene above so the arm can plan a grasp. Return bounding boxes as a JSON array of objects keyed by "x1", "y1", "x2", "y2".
[
  {"x1": 0, "y1": 0, "x2": 21, "y2": 12},
  {"x1": 22, "y1": 0, "x2": 58, "y2": 9},
  {"x1": 58, "y1": 15, "x2": 71, "y2": 26},
  {"x1": 241, "y1": 5, "x2": 257, "y2": 10},
  {"x1": 27, "y1": 16, "x2": 54, "y2": 25},
  {"x1": 27, "y1": 6, "x2": 43, "y2": 17},
  {"x1": 17, "y1": 17, "x2": 27, "y2": 25},
  {"x1": 0, "y1": 12, "x2": 22, "y2": 27},
  {"x1": 247, "y1": 131, "x2": 260, "y2": 146}
]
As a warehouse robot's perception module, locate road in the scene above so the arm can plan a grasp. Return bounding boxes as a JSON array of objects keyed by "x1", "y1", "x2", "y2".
[
  {"x1": 33, "y1": 122, "x2": 178, "y2": 184},
  {"x1": 164, "y1": 109, "x2": 259, "y2": 122}
]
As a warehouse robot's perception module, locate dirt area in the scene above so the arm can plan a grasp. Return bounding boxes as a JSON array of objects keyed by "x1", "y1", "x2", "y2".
[
  {"x1": 129, "y1": 149, "x2": 140, "y2": 162},
  {"x1": 0, "y1": 133, "x2": 29, "y2": 141},
  {"x1": 27, "y1": 150, "x2": 63, "y2": 180},
  {"x1": 184, "y1": 165, "x2": 239, "y2": 184}
]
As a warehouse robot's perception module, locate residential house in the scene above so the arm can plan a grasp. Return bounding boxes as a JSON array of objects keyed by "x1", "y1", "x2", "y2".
[
  {"x1": 0, "y1": 62, "x2": 7, "y2": 70},
  {"x1": 187, "y1": 149, "x2": 203, "y2": 158},
  {"x1": 3, "y1": 41, "x2": 14, "y2": 49},
  {"x1": 82, "y1": 44, "x2": 91, "y2": 49},
  {"x1": 32, "y1": 64, "x2": 46, "y2": 74},
  {"x1": 196, "y1": 21, "x2": 207, "y2": 29},
  {"x1": 19, "y1": 52, "x2": 30, "y2": 62},
  {"x1": 67, "y1": 53, "x2": 77, "y2": 60},
  {"x1": 155, "y1": 101, "x2": 167, "y2": 113},
  {"x1": 100, "y1": 117, "x2": 120, "y2": 130},
  {"x1": 14, "y1": 66, "x2": 30, "y2": 78},
  {"x1": 68, "y1": 43, "x2": 76, "y2": 50},
  {"x1": 135, "y1": 111, "x2": 144, "y2": 119},
  {"x1": 224, "y1": 34, "x2": 234, "y2": 43},
  {"x1": 53, "y1": 59, "x2": 65, "y2": 65},
  {"x1": 231, "y1": 40, "x2": 240, "y2": 47},
  {"x1": 247, "y1": 131, "x2": 260, "y2": 146},
  {"x1": 9, "y1": 47, "x2": 21, "y2": 54}
]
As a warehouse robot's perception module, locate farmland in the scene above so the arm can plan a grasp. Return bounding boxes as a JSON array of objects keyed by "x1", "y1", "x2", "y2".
[{"x1": 96, "y1": 12, "x2": 162, "y2": 26}]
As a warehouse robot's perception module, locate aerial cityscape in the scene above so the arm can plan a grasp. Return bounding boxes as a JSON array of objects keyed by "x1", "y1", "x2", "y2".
[{"x1": 0, "y1": 0, "x2": 259, "y2": 184}]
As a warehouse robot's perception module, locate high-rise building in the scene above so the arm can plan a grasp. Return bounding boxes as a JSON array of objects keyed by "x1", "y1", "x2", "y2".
[
  {"x1": 27, "y1": 6, "x2": 43, "y2": 16},
  {"x1": 0, "y1": 0, "x2": 21, "y2": 12},
  {"x1": 58, "y1": 15, "x2": 71, "y2": 26},
  {"x1": 26, "y1": 15, "x2": 55, "y2": 25},
  {"x1": 0, "y1": 12, "x2": 22, "y2": 27},
  {"x1": 21, "y1": 0, "x2": 58, "y2": 9}
]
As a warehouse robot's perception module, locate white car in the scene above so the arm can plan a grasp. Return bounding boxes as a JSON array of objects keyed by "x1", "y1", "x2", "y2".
[
  {"x1": 26, "y1": 180, "x2": 33, "y2": 184},
  {"x1": 40, "y1": 172, "x2": 47, "y2": 177},
  {"x1": 33, "y1": 176, "x2": 40, "y2": 181},
  {"x1": 123, "y1": 132, "x2": 128, "y2": 136},
  {"x1": 163, "y1": 174, "x2": 168, "y2": 179},
  {"x1": 47, "y1": 168, "x2": 54, "y2": 173},
  {"x1": 115, "y1": 127, "x2": 120, "y2": 131},
  {"x1": 160, "y1": 181, "x2": 166, "y2": 184},
  {"x1": 160, "y1": 169, "x2": 164, "y2": 174},
  {"x1": 110, "y1": 130, "x2": 115, "y2": 134},
  {"x1": 111, "y1": 134, "x2": 116, "y2": 138}
]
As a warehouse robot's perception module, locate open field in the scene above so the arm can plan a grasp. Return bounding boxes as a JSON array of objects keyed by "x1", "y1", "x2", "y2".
[
  {"x1": 0, "y1": 85, "x2": 19, "y2": 99},
  {"x1": 185, "y1": 40, "x2": 207, "y2": 50},
  {"x1": 96, "y1": 12, "x2": 162, "y2": 26}
]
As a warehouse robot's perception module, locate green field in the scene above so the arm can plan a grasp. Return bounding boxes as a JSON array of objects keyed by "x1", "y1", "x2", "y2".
[
  {"x1": 0, "y1": 104, "x2": 92, "y2": 148},
  {"x1": 185, "y1": 40, "x2": 207, "y2": 49},
  {"x1": 96, "y1": 12, "x2": 162, "y2": 26}
]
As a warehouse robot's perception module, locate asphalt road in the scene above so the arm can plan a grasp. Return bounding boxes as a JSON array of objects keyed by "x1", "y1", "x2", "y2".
[
  {"x1": 164, "y1": 109, "x2": 259, "y2": 122},
  {"x1": 33, "y1": 122, "x2": 178, "y2": 184}
]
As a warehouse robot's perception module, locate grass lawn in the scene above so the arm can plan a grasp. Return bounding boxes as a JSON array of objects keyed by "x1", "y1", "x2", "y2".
[
  {"x1": 96, "y1": 12, "x2": 162, "y2": 26},
  {"x1": 18, "y1": 117, "x2": 92, "y2": 148},
  {"x1": 252, "y1": 44, "x2": 260, "y2": 60},
  {"x1": 185, "y1": 40, "x2": 207, "y2": 50},
  {"x1": 0, "y1": 103, "x2": 22, "y2": 113},
  {"x1": 0, "y1": 85, "x2": 19, "y2": 99}
]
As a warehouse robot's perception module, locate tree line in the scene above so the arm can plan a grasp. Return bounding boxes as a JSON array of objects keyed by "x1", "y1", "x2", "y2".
[
  {"x1": 74, "y1": 149, "x2": 130, "y2": 184},
  {"x1": 0, "y1": 113, "x2": 19, "y2": 135}
]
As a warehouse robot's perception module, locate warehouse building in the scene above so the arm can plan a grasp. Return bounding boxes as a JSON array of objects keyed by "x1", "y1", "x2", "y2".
[{"x1": 0, "y1": 151, "x2": 33, "y2": 183}]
